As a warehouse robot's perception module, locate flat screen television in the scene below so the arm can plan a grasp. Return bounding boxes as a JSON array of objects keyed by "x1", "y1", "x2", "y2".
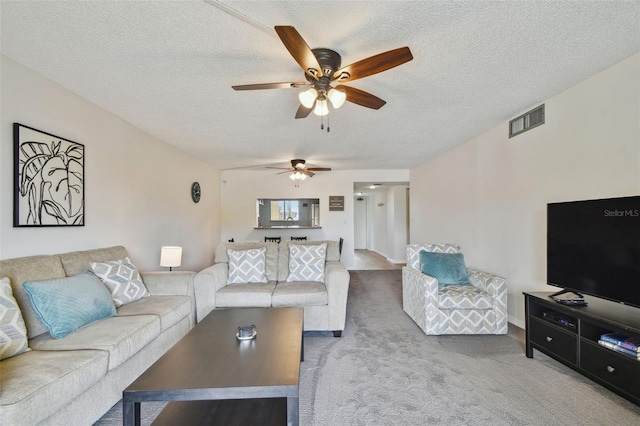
[{"x1": 547, "y1": 195, "x2": 640, "y2": 308}]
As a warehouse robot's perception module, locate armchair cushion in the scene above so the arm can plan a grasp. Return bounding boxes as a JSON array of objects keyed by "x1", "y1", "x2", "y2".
[
  {"x1": 226, "y1": 247, "x2": 267, "y2": 284},
  {"x1": 438, "y1": 285, "x2": 494, "y2": 309},
  {"x1": 419, "y1": 251, "x2": 469, "y2": 285}
]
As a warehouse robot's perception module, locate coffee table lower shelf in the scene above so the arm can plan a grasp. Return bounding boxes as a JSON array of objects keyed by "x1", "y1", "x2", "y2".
[{"x1": 152, "y1": 398, "x2": 287, "y2": 426}]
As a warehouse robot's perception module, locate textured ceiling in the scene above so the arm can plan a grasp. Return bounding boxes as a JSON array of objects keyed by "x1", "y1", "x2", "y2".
[{"x1": 2, "y1": 1, "x2": 639, "y2": 171}]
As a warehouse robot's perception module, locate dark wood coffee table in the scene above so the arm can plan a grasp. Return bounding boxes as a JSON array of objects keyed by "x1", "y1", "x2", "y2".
[{"x1": 123, "y1": 307, "x2": 304, "y2": 426}]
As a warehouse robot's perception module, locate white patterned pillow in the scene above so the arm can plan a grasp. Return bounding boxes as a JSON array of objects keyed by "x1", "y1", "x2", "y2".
[
  {"x1": 91, "y1": 257, "x2": 150, "y2": 307},
  {"x1": 227, "y1": 247, "x2": 268, "y2": 284},
  {"x1": 287, "y1": 243, "x2": 327, "y2": 282},
  {"x1": 0, "y1": 276, "x2": 30, "y2": 360}
]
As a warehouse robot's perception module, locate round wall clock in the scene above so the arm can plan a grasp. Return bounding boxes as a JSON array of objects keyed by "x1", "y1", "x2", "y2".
[{"x1": 191, "y1": 182, "x2": 201, "y2": 203}]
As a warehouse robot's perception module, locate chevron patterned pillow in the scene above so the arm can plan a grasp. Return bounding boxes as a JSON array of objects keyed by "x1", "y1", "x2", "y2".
[
  {"x1": 91, "y1": 257, "x2": 150, "y2": 306},
  {"x1": 227, "y1": 247, "x2": 268, "y2": 284},
  {"x1": 0, "y1": 277, "x2": 30, "y2": 360},
  {"x1": 287, "y1": 243, "x2": 327, "y2": 283}
]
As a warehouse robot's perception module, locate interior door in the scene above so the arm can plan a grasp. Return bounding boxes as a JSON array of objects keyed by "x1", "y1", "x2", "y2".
[{"x1": 354, "y1": 197, "x2": 367, "y2": 249}]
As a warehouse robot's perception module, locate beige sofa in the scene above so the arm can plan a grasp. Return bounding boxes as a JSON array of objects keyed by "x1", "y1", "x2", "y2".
[
  {"x1": 0, "y1": 246, "x2": 195, "y2": 425},
  {"x1": 194, "y1": 240, "x2": 350, "y2": 336}
]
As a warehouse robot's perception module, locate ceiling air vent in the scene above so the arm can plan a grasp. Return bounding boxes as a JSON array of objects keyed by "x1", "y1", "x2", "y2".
[{"x1": 509, "y1": 104, "x2": 544, "y2": 138}]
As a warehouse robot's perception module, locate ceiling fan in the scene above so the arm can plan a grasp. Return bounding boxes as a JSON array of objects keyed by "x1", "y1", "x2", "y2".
[
  {"x1": 267, "y1": 159, "x2": 331, "y2": 181},
  {"x1": 232, "y1": 26, "x2": 413, "y2": 121}
]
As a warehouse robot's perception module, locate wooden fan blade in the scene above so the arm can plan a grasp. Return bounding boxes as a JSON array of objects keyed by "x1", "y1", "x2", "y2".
[
  {"x1": 303, "y1": 170, "x2": 315, "y2": 177},
  {"x1": 295, "y1": 104, "x2": 312, "y2": 119},
  {"x1": 332, "y1": 47, "x2": 413, "y2": 83},
  {"x1": 232, "y1": 82, "x2": 307, "y2": 91},
  {"x1": 339, "y1": 85, "x2": 386, "y2": 109},
  {"x1": 266, "y1": 167, "x2": 293, "y2": 170},
  {"x1": 275, "y1": 26, "x2": 323, "y2": 79},
  {"x1": 275, "y1": 170, "x2": 293, "y2": 175},
  {"x1": 306, "y1": 167, "x2": 332, "y2": 171}
]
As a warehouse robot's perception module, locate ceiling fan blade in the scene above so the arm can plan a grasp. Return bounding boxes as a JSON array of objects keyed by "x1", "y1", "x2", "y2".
[
  {"x1": 295, "y1": 104, "x2": 312, "y2": 119},
  {"x1": 232, "y1": 82, "x2": 307, "y2": 91},
  {"x1": 303, "y1": 170, "x2": 315, "y2": 177},
  {"x1": 275, "y1": 170, "x2": 293, "y2": 175},
  {"x1": 306, "y1": 167, "x2": 332, "y2": 171},
  {"x1": 265, "y1": 166, "x2": 293, "y2": 170},
  {"x1": 275, "y1": 26, "x2": 323, "y2": 79},
  {"x1": 332, "y1": 47, "x2": 413, "y2": 83},
  {"x1": 339, "y1": 85, "x2": 386, "y2": 109}
]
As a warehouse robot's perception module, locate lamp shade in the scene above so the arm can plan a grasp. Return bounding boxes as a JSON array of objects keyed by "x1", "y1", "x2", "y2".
[
  {"x1": 160, "y1": 246, "x2": 182, "y2": 269},
  {"x1": 299, "y1": 88, "x2": 318, "y2": 108},
  {"x1": 327, "y1": 87, "x2": 347, "y2": 109},
  {"x1": 313, "y1": 98, "x2": 329, "y2": 116}
]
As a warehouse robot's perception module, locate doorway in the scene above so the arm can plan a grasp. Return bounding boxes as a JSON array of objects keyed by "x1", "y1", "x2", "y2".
[{"x1": 354, "y1": 196, "x2": 368, "y2": 249}]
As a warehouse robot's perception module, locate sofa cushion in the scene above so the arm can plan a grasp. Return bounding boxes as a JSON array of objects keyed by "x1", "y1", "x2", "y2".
[
  {"x1": 277, "y1": 240, "x2": 340, "y2": 281},
  {"x1": 29, "y1": 314, "x2": 160, "y2": 370},
  {"x1": 286, "y1": 243, "x2": 327, "y2": 282},
  {"x1": 227, "y1": 247, "x2": 268, "y2": 284},
  {"x1": 91, "y1": 257, "x2": 150, "y2": 306},
  {"x1": 0, "y1": 255, "x2": 67, "y2": 339},
  {"x1": 0, "y1": 349, "x2": 109, "y2": 426},
  {"x1": 216, "y1": 242, "x2": 279, "y2": 282},
  {"x1": 0, "y1": 277, "x2": 29, "y2": 360},
  {"x1": 272, "y1": 282, "x2": 328, "y2": 307},
  {"x1": 59, "y1": 245, "x2": 129, "y2": 277},
  {"x1": 419, "y1": 251, "x2": 470, "y2": 285},
  {"x1": 23, "y1": 272, "x2": 117, "y2": 338},
  {"x1": 438, "y1": 285, "x2": 494, "y2": 309},
  {"x1": 117, "y1": 295, "x2": 191, "y2": 332},
  {"x1": 215, "y1": 282, "x2": 277, "y2": 308}
]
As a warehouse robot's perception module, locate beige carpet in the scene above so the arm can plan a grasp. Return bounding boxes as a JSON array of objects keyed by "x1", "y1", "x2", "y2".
[{"x1": 96, "y1": 270, "x2": 640, "y2": 425}]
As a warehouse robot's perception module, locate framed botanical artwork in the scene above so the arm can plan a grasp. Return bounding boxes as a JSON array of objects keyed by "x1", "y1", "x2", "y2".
[{"x1": 13, "y1": 123, "x2": 85, "y2": 227}]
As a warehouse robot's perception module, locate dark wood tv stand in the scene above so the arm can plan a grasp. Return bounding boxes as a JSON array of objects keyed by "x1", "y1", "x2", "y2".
[{"x1": 524, "y1": 292, "x2": 640, "y2": 406}]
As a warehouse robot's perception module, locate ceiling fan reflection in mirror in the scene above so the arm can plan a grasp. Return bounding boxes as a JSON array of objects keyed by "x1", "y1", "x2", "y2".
[{"x1": 232, "y1": 26, "x2": 413, "y2": 131}]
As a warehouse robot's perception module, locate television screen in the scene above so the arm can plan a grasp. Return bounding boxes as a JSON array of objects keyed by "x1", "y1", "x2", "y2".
[{"x1": 547, "y1": 195, "x2": 640, "y2": 308}]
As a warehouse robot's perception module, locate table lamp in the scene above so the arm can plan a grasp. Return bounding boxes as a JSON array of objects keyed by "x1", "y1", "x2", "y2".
[{"x1": 160, "y1": 246, "x2": 182, "y2": 271}]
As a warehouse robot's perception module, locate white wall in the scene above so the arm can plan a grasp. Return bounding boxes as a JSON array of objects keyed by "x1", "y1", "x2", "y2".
[
  {"x1": 0, "y1": 56, "x2": 220, "y2": 271},
  {"x1": 220, "y1": 169, "x2": 409, "y2": 269},
  {"x1": 386, "y1": 185, "x2": 409, "y2": 263},
  {"x1": 410, "y1": 53, "x2": 640, "y2": 328}
]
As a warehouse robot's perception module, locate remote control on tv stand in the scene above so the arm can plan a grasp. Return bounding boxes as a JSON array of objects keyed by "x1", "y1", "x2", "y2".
[{"x1": 557, "y1": 299, "x2": 588, "y2": 306}]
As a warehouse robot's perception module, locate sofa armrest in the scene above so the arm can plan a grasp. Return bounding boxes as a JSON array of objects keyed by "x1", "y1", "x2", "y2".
[
  {"x1": 140, "y1": 271, "x2": 195, "y2": 296},
  {"x1": 324, "y1": 261, "x2": 350, "y2": 332},
  {"x1": 194, "y1": 263, "x2": 229, "y2": 323},
  {"x1": 402, "y1": 266, "x2": 440, "y2": 334}
]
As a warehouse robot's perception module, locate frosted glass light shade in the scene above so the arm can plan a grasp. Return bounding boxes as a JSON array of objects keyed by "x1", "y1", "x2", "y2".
[
  {"x1": 313, "y1": 99, "x2": 329, "y2": 116},
  {"x1": 299, "y1": 88, "x2": 318, "y2": 108},
  {"x1": 290, "y1": 171, "x2": 307, "y2": 180},
  {"x1": 327, "y1": 87, "x2": 347, "y2": 108},
  {"x1": 160, "y1": 246, "x2": 182, "y2": 269}
]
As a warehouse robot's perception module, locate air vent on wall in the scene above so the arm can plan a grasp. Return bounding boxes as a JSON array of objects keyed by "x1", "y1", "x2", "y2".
[{"x1": 509, "y1": 104, "x2": 544, "y2": 138}]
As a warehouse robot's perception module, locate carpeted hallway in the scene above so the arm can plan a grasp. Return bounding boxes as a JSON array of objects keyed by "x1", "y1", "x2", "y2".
[{"x1": 95, "y1": 270, "x2": 640, "y2": 425}]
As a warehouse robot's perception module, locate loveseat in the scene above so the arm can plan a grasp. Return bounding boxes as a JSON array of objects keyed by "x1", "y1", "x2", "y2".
[
  {"x1": 0, "y1": 246, "x2": 195, "y2": 425},
  {"x1": 194, "y1": 240, "x2": 349, "y2": 336}
]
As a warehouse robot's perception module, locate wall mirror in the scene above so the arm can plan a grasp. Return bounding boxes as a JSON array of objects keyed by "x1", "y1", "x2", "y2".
[{"x1": 256, "y1": 198, "x2": 320, "y2": 228}]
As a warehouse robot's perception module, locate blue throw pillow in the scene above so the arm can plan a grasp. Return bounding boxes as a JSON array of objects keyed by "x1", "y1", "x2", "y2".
[
  {"x1": 23, "y1": 271, "x2": 117, "y2": 339},
  {"x1": 419, "y1": 251, "x2": 470, "y2": 285}
]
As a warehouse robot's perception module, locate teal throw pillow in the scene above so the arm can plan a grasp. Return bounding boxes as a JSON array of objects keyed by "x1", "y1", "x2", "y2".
[
  {"x1": 419, "y1": 251, "x2": 470, "y2": 285},
  {"x1": 23, "y1": 271, "x2": 117, "y2": 339}
]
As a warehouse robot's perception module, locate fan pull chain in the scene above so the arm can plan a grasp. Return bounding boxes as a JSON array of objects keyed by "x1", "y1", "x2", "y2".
[
  {"x1": 320, "y1": 115, "x2": 324, "y2": 131},
  {"x1": 327, "y1": 114, "x2": 330, "y2": 132}
]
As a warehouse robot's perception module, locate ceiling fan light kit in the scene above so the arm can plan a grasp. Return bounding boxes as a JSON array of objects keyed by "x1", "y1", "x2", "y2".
[{"x1": 232, "y1": 25, "x2": 413, "y2": 129}]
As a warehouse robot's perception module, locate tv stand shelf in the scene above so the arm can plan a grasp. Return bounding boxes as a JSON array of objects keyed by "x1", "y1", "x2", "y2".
[{"x1": 524, "y1": 292, "x2": 640, "y2": 406}]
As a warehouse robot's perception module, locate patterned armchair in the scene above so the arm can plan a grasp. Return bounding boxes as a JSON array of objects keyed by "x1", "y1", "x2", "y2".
[{"x1": 402, "y1": 244, "x2": 507, "y2": 335}]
